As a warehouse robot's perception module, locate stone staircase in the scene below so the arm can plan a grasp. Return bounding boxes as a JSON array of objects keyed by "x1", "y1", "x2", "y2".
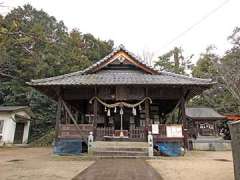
[{"x1": 91, "y1": 141, "x2": 149, "y2": 157}]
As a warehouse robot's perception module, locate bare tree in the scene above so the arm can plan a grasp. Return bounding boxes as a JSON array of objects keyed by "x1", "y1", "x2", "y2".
[
  {"x1": 213, "y1": 58, "x2": 240, "y2": 102},
  {"x1": 140, "y1": 50, "x2": 155, "y2": 66}
]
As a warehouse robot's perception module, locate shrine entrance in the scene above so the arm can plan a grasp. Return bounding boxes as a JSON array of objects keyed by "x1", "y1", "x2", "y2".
[
  {"x1": 113, "y1": 108, "x2": 130, "y2": 131},
  {"x1": 89, "y1": 97, "x2": 150, "y2": 139},
  {"x1": 29, "y1": 45, "x2": 213, "y2": 148}
]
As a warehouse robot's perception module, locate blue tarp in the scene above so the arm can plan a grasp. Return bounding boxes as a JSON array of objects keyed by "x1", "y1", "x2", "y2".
[
  {"x1": 53, "y1": 138, "x2": 85, "y2": 155},
  {"x1": 154, "y1": 142, "x2": 183, "y2": 157}
]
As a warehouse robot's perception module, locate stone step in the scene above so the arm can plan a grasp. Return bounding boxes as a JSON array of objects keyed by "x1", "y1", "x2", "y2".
[
  {"x1": 91, "y1": 141, "x2": 149, "y2": 157},
  {"x1": 93, "y1": 147, "x2": 148, "y2": 152},
  {"x1": 93, "y1": 150, "x2": 148, "y2": 157},
  {"x1": 93, "y1": 141, "x2": 148, "y2": 148}
]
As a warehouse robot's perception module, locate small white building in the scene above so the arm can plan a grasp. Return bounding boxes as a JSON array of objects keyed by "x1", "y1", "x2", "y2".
[{"x1": 0, "y1": 106, "x2": 33, "y2": 145}]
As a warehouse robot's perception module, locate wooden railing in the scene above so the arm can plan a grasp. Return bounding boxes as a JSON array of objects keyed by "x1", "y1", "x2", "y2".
[
  {"x1": 58, "y1": 123, "x2": 184, "y2": 144},
  {"x1": 95, "y1": 127, "x2": 114, "y2": 140},
  {"x1": 129, "y1": 127, "x2": 146, "y2": 140},
  {"x1": 58, "y1": 124, "x2": 93, "y2": 139}
]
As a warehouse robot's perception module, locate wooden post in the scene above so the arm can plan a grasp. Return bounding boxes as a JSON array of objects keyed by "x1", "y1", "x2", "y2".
[
  {"x1": 55, "y1": 96, "x2": 62, "y2": 140},
  {"x1": 145, "y1": 99, "x2": 150, "y2": 128},
  {"x1": 93, "y1": 99, "x2": 98, "y2": 128},
  {"x1": 181, "y1": 96, "x2": 186, "y2": 127},
  {"x1": 180, "y1": 91, "x2": 188, "y2": 149}
]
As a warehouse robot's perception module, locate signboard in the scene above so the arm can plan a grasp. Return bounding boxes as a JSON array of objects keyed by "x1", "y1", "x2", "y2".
[
  {"x1": 152, "y1": 124, "x2": 159, "y2": 134},
  {"x1": 166, "y1": 125, "x2": 183, "y2": 137}
]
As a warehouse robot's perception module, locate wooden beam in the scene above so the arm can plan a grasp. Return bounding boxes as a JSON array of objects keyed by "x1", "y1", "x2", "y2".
[{"x1": 61, "y1": 98, "x2": 82, "y2": 135}]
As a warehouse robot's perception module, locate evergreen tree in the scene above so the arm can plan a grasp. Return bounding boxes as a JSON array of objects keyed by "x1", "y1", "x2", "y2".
[
  {"x1": 154, "y1": 47, "x2": 193, "y2": 75},
  {"x1": 0, "y1": 4, "x2": 113, "y2": 141}
]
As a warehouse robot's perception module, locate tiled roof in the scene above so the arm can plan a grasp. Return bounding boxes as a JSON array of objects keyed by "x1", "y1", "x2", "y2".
[
  {"x1": 28, "y1": 45, "x2": 214, "y2": 87},
  {"x1": 186, "y1": 107, "x2": 225, "y2": 119},
  {"x1": 29, "y1": 70, "x2": 213, "y2": 86}
]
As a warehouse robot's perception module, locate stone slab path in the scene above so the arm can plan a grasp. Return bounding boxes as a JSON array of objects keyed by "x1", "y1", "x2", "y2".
[{"x1": 73, "y1": 159, "x2": 162, "y2": 180}]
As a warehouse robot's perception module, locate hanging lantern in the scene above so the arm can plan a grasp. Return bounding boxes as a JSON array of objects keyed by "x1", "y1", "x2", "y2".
[
  {"x1": 139, "y1": 104, "x2": 142, "y2": 111},
  {"x1": 104, "y1": 106, "x2": 107, "y2": 112},
  {"x1": 132, "y1": 107, "x2": 136, "y2": 116},
  {"x1": 114, "y1": 106, "x2": 117, "y2": 113},
  {"x1": 120, "y1": 108, "x2": 124, "y2": 115},
  {"x1": 107, "y1": 108, "x2": 111, "y2": 116}
]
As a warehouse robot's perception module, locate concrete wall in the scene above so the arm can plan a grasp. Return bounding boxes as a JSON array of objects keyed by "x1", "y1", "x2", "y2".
[
  {"x1": 191, "y1": 140, "x2": 231, "y2": 151},
  {"x1": 0, "y1": 112, "x2": 15, "y2": 144},
  {"x1": 0, "y1": 111, "x2": 30, "y2": 145},
  {"x1": 189, "y1": 137, "x2": 231, "y2": 151}
]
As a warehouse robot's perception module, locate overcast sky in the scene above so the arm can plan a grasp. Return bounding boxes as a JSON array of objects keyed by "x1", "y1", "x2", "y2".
[{"x1": 1, "y1": 0, "x2": 239, "y2": 63}]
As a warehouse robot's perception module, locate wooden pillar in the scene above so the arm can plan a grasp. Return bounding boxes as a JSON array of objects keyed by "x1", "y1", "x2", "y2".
[
  {"x1": 181, "y1": 96, "x2": 186, "y2": 127},
  {"x1": 93, "y1": 99, "x2": 98, "y2": 128},
  {"x1": 93, "y1": 87, "x2": 98, "y2": 128},
  {"x1": 55, "y1": 96, "x2": 62, "y2": 140},
  {"x1": 145, "y1": 87, "x2": 150, "y2": 129},
  {"x1": 145, "y1": 99, "x2": 150, "y2": 128},
  {"x1": 180, "y1": 92, "x2": 188, "y2": 149}
]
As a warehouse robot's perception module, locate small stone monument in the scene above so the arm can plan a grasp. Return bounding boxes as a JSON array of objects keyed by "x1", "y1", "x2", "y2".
[
  {"x1": 88, "y1": 131, "x2": 94, "y2": 154},
  {"x1": 148, "y1": 131, "x2": 153, "y2": 157}
]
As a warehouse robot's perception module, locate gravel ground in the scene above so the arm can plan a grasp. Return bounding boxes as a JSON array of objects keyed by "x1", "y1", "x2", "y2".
[
  {"x1": 148, "y1": 151, "x2": 234, "y2": 180},
  {"x1": 0, "y1": 147, "x2": 94, "y2": 180}
]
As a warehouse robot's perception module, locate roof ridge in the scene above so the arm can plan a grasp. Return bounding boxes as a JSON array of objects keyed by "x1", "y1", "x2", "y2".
[
  {"x1": 81, "y1": 45, "x2": 159, "y2": 74},
  {"x1": 81, "y1": 47, "x2": 120, "y2": 74}
]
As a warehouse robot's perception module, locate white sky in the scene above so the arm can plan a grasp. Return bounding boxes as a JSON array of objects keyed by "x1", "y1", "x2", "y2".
[{"x1": 1, "y1": 0, "x2": 239, "y2": 64}]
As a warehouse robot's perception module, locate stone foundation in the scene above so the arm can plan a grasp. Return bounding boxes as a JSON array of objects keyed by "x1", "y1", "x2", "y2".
[{"x1": 189, "y1": 137, "x2": 231, "y2": 151}]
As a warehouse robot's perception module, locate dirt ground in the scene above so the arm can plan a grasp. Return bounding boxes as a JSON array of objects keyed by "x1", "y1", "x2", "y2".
[
  {"x1": 148, "y1": 151, "x2": 234, "y2": 180},
  {"x1": 0, "y1": 147, "x2": 94, "y2": 180},
  {"x1": 0, "y1": 148, "x2": 234, "y2": 180}
]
